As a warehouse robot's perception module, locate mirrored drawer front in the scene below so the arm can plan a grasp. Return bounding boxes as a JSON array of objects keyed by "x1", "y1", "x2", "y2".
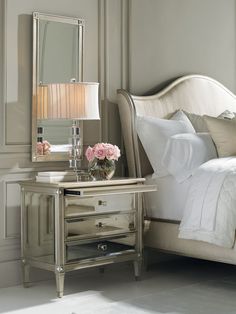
[
  {"x1": 65, "y1": 193, "x2": 134, "y2": 217},
  {"x1": 65, "y1": 212, "x2": 135, "y2": 241},
  {"x1": 65, "y1": 234, "x2": 135, "y2": 263}
]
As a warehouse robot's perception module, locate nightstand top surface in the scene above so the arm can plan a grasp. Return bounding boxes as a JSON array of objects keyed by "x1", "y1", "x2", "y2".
[{"x1": 20, "y1": 177, "x2": 145, "y2": 189}]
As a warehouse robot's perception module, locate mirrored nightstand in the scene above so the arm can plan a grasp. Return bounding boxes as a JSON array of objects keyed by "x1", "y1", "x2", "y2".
[{"x1": 20, "y1": 178, "x2": 156, "y2": 297}]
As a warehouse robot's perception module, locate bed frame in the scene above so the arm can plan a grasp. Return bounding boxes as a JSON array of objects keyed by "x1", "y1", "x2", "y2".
[{"x1": 117, "y1": 74, "x2": 236, "y2": 265}]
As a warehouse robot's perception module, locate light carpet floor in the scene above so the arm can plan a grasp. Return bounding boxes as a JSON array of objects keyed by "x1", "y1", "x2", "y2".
[{"x1": 1, "y1": 257, "x2": 236, "y2": 314}]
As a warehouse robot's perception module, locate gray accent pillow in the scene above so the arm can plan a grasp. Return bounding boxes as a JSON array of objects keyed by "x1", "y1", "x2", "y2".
[
  {"x1": 183, "y1": 111, "x2": 209, "y2": 132},
  {"x1": 204, "y1": 115, "x2": 236, "y2": 157}
]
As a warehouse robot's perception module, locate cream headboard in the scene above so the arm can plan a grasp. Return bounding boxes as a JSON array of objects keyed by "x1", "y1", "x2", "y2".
[{"x1": 117, "y1": 74, "x2": 236, "y2": 178}]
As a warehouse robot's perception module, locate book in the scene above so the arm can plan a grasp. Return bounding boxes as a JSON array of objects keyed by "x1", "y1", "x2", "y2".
[
  {"x1": 37, "y1": 171, "x2": 76, "y2": 177},
  {"x1": 36, "y1": 174, "x2": 77, "y2": 182}
]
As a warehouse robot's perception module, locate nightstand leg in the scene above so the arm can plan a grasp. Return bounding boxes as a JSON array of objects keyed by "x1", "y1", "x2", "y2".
[
  {"x1": 55, "y1": 269, "x2": 65, "y2": 298},
  {"x1": 22, "y1": 261, "x2": 30, "y2": 288},
  {"x1": 143, "y1": 248, "x2": 150, "y2": 271},
  {"x1": 133, "y1": 260, "x2": 142, "y2": 280}
]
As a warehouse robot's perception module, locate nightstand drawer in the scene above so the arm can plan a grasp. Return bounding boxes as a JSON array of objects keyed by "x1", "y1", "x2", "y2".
[
  {"x1": 65, "y1": 211, "x2": 136, "y2": 240},
  {"x1": 65, "y1": 193, "x2": 134, "y2": 217},
  {"x1": 65, "y1": 234, "x2": 135, "y2": 263}
]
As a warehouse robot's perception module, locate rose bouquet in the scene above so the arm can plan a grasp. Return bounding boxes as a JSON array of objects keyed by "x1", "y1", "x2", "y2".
[
  {"x1": 36, "y1": 140, "x2": 51, "y2": 155},
  {"x1": 85, "y1": 143, "x2": 120, "y2": 180}
]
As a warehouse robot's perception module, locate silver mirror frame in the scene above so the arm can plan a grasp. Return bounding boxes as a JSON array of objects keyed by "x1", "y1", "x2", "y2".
[{"x1": 32, "y1": 12, "x2": 84, "y2": 162}]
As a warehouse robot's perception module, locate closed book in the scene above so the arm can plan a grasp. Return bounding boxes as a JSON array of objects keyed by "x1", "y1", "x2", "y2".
[
  {"x1": 36, "y1": 175, "x2": 77, "y2": 182},
  {"x1": 37, "y1": 171, "x2": 75, "y2": 177}
]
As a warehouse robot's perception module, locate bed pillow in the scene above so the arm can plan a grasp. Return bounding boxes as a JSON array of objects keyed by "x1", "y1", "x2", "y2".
[
  {"x1": 171, "y1": 110, "x2": 196, "y2": 131},
  {"x1": 183, "y1": 111, "x2": 209, "y2": 132},
  {"x1": 162, "y1": 133, "x2": 217, "y2": 183},
  {"x1": 136, "y1": 111, "x2": 195, "y2": 177},
  {"x1": 204, "y1": 115, "x2": 236, "y2": 157},
  {"x1": 183, "y1": 110, "x2": 236, "y2": 132},
  {"x1": 218, "y1": 110, "x2": 236, "y2": 120}
]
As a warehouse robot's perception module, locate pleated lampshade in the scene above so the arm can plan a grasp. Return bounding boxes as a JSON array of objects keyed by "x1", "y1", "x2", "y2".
[{"x1": 37, "y1": 82, "x2": 100, "y2": 120}]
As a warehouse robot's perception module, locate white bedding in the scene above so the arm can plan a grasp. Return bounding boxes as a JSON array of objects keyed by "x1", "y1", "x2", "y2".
[
  {"x1": 179, "y1": 157, "x2": 236, "y2": 248},
  {"x1": 50, "y1": 144, "x2": 71, "y2": 152},
  {"x1": 144, "y1": 174, "x2": 191, "y2": 221}
]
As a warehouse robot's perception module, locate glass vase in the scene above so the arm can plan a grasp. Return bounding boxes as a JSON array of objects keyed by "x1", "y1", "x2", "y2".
[{"x1": 88, "y1": 158, "x2": 116, "y2": 180}]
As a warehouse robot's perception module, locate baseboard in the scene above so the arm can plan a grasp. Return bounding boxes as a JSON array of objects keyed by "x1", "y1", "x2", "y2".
[
  {"x1": 0, "y1": 259, "x2": 53, "y2": 288},
  {"x1": 0, "y1": 260, "x2": 22, "y2": 288}
]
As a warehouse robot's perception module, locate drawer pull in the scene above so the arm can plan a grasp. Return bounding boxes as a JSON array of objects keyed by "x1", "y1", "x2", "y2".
[
  {"x1": 129, "y1": 223, "x2": 135, "y2": 231},
  {"x1": 98, "y1": 200, "x2": 107, "y2": 206},
  {"x1": 97, "y1": 243, "x2": 107, "y2": 251},
  {"x1": 96, "y1": 222, "x2": 104, "y2": 228}
]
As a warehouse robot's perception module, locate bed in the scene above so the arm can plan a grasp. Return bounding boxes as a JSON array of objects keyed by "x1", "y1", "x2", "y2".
[{"x1": 117, "y1": 74, "x2": 236, "y2": 265}]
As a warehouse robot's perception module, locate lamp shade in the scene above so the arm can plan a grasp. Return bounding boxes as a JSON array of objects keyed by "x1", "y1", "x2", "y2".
[
  {"x1": 37, "y1": 82, "x2": 100, "y2": 120},
  {"x1": 36, "y1": 85, "x2": 48, "y2": 119}
]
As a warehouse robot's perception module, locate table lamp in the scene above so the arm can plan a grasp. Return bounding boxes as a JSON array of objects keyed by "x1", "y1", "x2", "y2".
[{"x1": 38, "y1": 82, "x2": 100, "y2": 177}]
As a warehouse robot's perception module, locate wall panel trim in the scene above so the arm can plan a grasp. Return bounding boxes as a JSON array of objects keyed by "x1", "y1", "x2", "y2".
[
  {"x1": 0, "y1": 0, "x2": 6, "y2": 147},
  {"x1": 98, "y1": 0, "x2": 108, "y2": 142},
  {"x1": 121, "y1": 0, "x2": 130, "y2": 90},
  {"x1": 4, "y1": 181, "x2": 21, "y2": 240}
]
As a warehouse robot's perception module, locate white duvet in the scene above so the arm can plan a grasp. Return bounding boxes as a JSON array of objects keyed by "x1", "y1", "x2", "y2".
[{"x1": 179, "y1": 157, "x2": 236, "y2": 248}]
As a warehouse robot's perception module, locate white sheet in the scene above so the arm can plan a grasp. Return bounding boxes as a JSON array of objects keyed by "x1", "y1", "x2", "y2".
[
  {"x1": 179, "y1": 157, "x2": 236, "y2": 248},
  {"x1": 144, "y1": 174, "x2": 191, "y2": 221},
  {"x1": 50, "y1": 144, "x2": 71, "y2": 152}
]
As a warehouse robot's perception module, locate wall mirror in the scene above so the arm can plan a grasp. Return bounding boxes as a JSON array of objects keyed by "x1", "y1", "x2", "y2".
[{"x1": 32, "y1": 12, "x2": 84, "y2": 162}]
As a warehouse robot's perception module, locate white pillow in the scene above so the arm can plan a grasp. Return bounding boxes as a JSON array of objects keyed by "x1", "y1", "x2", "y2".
[
  {"x1": 162, "y1": 133, "x2": 217, "y2": 183},
  {"x1": 171, "y1": 110, "x2": 197, "y2": 131},
  {"x1": 136, "y1": 111, "x2": 195, "y2": 177}
]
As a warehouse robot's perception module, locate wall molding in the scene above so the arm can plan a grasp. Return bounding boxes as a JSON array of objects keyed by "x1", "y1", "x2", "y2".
[
  {"x1": 98, "y1": 0, "x2": 130, "y2": 142},
  {"x1": 1, "y1": 0, "x2": 31, "y2": 149},
  {"x1": 0, "y1": 153, "x2": 67, "y2": 172},
  {"x1": 98, "y1": 0, "x2": 108, "y2": 142},
  {"x1": 4, "y1": 180, "x2": 21, "y2": 240},
  {"x1": 121, "y1": 0, "x2": 129, "y2": 90},
  {"x1": 0, "y1": 0, "x2": 5, "y2": 148}
]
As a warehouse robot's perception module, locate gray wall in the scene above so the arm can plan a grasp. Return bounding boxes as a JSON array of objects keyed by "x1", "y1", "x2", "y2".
[
  {"x1": 0, "y1": 0, "x2": 235, "y2": 287},
  {"x1": 129, "y1": 0, "x2": 236, "y2": 95}
]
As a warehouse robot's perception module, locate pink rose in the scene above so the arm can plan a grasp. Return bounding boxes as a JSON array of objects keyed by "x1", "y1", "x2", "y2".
[
  {"x1": 36, "y1": 141, "x2": 51, "y2": 155},
  {"x1": 92, "y1": 143, "x2": 106, "y2": 160},
  {"x1": 94, "y1": 143, "x2": 106, "y2": 151},
  {"x1": 85, "y1": 146, "x2": 94, "y2": 161},
  {"x1": 113, "y1": 145, "x2": 121, "y2": 161},
  {"x1": 94, "y1": 148, "x2": 106, "y2": 160},
  {"x1": 42, "y1": 141, "x2": 51, "y2": 155},
  {"x1": 85, "y1": 142, "x2": 121, "y2": 161},
  {"x1": 106, "y1": 144, "x2": 116, "y2": 160},
  {"x1": 36, "y1": 142, "x2": 43, "y2": 155}
]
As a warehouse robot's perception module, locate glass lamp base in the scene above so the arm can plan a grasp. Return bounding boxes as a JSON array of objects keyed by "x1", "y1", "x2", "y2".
[{"x1": 75, "y1": 170, "x2": 93, "y2": 181}]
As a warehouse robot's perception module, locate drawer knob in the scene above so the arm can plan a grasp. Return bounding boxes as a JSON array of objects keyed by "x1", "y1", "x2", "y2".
[
  {"x1": 97, "y1": 243, "x2": 107, "y2": 251},
  {"x1": 129, "y1": 222, "x2": 135, "y2": 231},
  {"x1": 98, "y1": 200, "x2": 107, "y2": 206},
  {"x1": 96, "y1": 222, "x2": 104, "y2": 228}
]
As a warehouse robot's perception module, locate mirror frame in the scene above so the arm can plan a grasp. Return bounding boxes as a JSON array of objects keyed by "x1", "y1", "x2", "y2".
[{"x1": 32, "y1": 12, "x2": 84, "y2": 162}]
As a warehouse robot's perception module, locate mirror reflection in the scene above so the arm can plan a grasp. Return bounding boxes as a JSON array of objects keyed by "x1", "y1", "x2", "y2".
[
  {"x1": 32, "y1": 12, "x2": 84, "y2": 162},
  {"x1": 38, "y1": 19, "x2": 80, "y2": 84}
]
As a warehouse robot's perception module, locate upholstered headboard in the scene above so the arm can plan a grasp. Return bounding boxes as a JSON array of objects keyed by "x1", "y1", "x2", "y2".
[{"x1": 117, "y1": 74, "x2": 236, "y2": 178}]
